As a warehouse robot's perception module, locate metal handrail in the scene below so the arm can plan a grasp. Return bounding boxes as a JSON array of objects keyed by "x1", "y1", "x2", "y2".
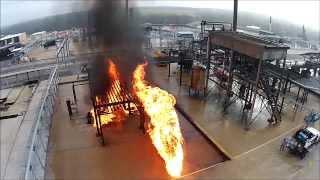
[
  {"x1": 56, "y1": 38, "x2": 67, "y2": 57},
  {"x1": 24, "y1": 65, "x2": 59, "y2": 180},
  {"x1": 24, "y1": 36, "x2": 69, "y2": 179}
]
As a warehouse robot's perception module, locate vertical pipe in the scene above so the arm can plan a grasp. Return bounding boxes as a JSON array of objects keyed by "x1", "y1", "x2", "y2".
[
  {"x1": 226, "y1": 52, "x2": 234, "y2": 97},
  {"x1": 280, "y1": 96, "x2": 285, "y2": 114},
  {"x1": 247, "y1": 58, "x2": 263, "y2": 129},
  {"x1": 98, "y1": 113, "x2": 104, "y2": 141},
  {"x1": 205, "y1": 33, "x2": 211, "y2": 92},
  {"x1": 233, "y1": 0, "x2": 238, "y2": 32},
  {"x1": 62, "y1": 47, "x2": 65, "y2": 62},
  {"x1": 200, "y1": 21, "x2": 204, "y2": 62},
  {"x1": 159, "y1": 27, "x2": 162, "y2": 49},
  {"x1": 168, "y1": 62, "x2": 171, "y2": 77},
  {"x1": 72, "y1": 83, "x2": 77, "y2": 104},
  {"x1": 224, "y1": 50, "x2": 234, "y2": 112},
  {"x1": 125, "y1": 0, "x2": 129, "y2": 22},
  {"x1": 93, "y1": 100, "x2": 101, "y2": 136},
  {"x1": 179, "y1": 51, "x2": 183, "y2": 86},
  {"x1": 66, "y1": 39, "x2": 69, "y2": 57},
  {"x1": 296, "y1": 87, "x2": 301, "y2": 103},
  {"x1": 269, "y1": 16, "x2": 272, "y2": 32}
]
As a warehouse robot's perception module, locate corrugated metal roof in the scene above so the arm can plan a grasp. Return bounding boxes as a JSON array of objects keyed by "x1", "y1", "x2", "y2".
[{"x1": 210, "y1": 31, "x2": 289, "y2": 60}]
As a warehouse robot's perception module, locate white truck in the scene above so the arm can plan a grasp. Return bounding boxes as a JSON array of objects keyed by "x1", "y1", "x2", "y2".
[{"x1": 281, "y1": 127, "x2": 320, "y2": 159}]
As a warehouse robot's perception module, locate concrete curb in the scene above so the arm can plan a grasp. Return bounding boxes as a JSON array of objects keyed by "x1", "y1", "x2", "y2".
[
  {"x1": 175, "y1": 103, "x2": 233, "y2": 160},
  {"x1": 58, "y1": 78, "x2": 88, "y2": 85}
]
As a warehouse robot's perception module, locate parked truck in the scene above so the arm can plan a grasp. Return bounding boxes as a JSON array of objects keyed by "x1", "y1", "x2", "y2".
[{"x1": 281, "y1": 126, "x2": 320, "y2": 159}]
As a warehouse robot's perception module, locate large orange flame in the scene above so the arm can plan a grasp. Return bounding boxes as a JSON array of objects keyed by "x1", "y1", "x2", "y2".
[
  {"x1": 91, "y1": 59, "x2": 126, "y2": 127},
  {"x1": 133, "y1": 62, "x2": 184, "y2": 177},
  {"x1": 108, "y1": 60, "x2": 119, "y2": 81}
]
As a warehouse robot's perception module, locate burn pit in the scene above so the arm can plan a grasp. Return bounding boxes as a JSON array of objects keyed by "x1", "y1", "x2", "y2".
[
  {"x1": 88, "y1": 58, "x2": 186, "y2": 177},
  {"x1": 88, "y1": 58, "x2": 145, "y2": 144},
  {"x1": 86, "y1": 56, "x2": 227, "y2": 178}
]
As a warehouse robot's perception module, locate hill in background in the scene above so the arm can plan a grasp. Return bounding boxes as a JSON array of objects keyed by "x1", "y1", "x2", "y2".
[{"x1": 2, "y1": 7, "x2": 319, "y2": 41}]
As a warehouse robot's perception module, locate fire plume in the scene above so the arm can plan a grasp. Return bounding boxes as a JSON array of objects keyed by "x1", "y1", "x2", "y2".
[{"x1": 133, "y1": 62, "x2": 184, "y2": 177}]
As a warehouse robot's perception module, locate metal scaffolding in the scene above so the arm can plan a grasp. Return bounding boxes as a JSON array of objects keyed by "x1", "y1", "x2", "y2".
[
  {"x1": 88, "y1": 71, "x2": 144, "y2": 145},
  {"x1": 205, "y1": 30, "x2": 291, "y2": 129}
]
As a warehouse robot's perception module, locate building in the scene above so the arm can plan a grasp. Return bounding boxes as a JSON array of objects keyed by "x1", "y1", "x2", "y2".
[
  {"x1": 30, "y1": 31, "x2": 47, "y2": 41},
  {"x1": 0, "y1": 33, "x2": 28, "y2": 47}
]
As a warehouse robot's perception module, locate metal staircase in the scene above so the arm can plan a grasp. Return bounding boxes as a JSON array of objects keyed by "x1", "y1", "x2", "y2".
[{"x1": 259, "y1": 76, "x2": 282, "y2": 124}]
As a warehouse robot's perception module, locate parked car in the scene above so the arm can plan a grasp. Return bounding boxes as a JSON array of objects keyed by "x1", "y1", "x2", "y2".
[
  {"x1": 0, "y1": 43, "x2": 21, "y2": 60},
  {"x1": 43, "y1": 40, "x2": 56, "y2": 49}
]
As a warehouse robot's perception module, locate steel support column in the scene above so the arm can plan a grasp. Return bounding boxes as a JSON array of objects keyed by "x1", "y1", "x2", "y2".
[
  {"x1": 246, "y1": 58, "x2": 263, "y2": 130},
  {"x1": 72, "y1": 83, "x2": 77, "y2": 104},
  {"x1": 224, "y1": 50, "x2": 234, "y2": 111},
  {"x1": 205, "y1": 33, "x2": 212, "y2": 93}
]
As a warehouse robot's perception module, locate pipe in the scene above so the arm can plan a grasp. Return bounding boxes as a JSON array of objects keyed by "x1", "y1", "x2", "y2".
[
  {"x1": 72, "y1": 83, "x2": 77, "y2": 104},
  {"x1": 233, "y1": 0, "x2": 238, "y2": 32}
]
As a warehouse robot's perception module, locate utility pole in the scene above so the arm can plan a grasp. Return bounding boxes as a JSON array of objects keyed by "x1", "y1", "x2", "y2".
[{"x1": 233, "y1": 0, "x2": 238, "y2": 32}]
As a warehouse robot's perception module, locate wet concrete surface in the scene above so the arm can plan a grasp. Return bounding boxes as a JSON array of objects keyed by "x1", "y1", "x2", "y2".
[
  {"x1": 28, "y1": 45, "x2": 57, "y2": 61},
  {"x1": 147, "y1": 62, "x2": 319, "y2": 157},
  {"x1": 4, "y1": 39, "x2": 317, "y2": 179},
  {"x1": 0, "y1": 84, "x2": 34, "y2": 118},
  {"x1": 45, "y1": 83, "x2": 226, "y2": 179},
  {"x1": 184, "y1": 121, "x2": 320, "y2": 180},
  {"x1": 0, "y1": 88, "x2": 12, "y2": 100},
  {"x1": 45, "y1": 58, "x2": 320, "y2": 179},
  {"x1": 0, "y1": 116, "x2": 24, "y2": 178},
  {"x1": 0, "y1": 81, "x2": 47, "y2": 179},
  {"x1": 144, "y1": 60, "x2": 319, "y2": 179}
]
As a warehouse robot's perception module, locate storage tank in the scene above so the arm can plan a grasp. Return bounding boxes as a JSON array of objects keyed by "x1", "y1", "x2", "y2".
[{"x1": 190, "y1": 64, "x2": 206, "y2": 94}]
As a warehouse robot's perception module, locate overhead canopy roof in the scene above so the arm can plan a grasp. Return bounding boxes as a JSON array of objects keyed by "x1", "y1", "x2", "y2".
[
  {"x1": 209, "y1": 31, "x2": 289, "y2": 60},
  {"x1": 288, "y1": 49, "x2": 320, "y2": 55}
]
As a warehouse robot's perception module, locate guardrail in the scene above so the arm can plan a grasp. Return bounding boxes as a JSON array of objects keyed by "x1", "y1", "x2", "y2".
[
  {"x1": 24, "y1": 65, "x2": 60, "y2": 180},
  {"x1": 0, "y1": 67, "x2": 53, "y2": 90},
  {"x1": 56, "y1": 37, "x2": 70, "y2": 63},
  {"x1": 23, "y1": 39, "x2": 42, "y2": 55}
]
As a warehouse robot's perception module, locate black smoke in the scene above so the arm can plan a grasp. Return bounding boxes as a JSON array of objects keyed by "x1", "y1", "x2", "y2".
[{"x1": 87, "y1": 0, "x2": 145, "y2": 96}]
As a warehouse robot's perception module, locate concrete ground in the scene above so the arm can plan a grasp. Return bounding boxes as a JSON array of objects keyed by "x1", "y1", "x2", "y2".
[
  {"x1": 3, "y1": 37, "x2": 318, "y2": 179},
  {"x1": 150, "y1": 63, "x2": 319, "y2": 157},
  {"x1": 44, "y1": 48, "x2": 319, "y2": 179},
  {"x1": 184, "y1": 122, "x2": 320, "y2": 180},
  {"x1": 44, "y1": 63, "x2": 320, "y2": 179},
  {"x1": 45, "y1": 83, "x2": 226, "y2": 179},
  {"x1": 69, "y1": 39, "x2": 101, "y2": 56},
  {"x1": 0, "y1": 85, "x2": 35, "y2": 117},
  {"x1": 148, "y1": 63, "x2": 320, "y2": 179},
  {"x1": 28, "y1": 45, "x2": 57, "y2": 61},
  {"x1": 0, "y1": 81, "x2": 47, "y2": 179}
]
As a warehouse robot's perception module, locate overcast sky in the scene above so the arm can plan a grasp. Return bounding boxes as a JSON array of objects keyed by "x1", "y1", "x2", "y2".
[
  {"x1": 136, "y1": 0, "x2": 320, "y2": 31},
  {"x1": 0, "y1": 0, "x2": 88, "y2": 27},
  {"x1": 1, "y1": 0, "x2": 319, "y2": 31}
]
